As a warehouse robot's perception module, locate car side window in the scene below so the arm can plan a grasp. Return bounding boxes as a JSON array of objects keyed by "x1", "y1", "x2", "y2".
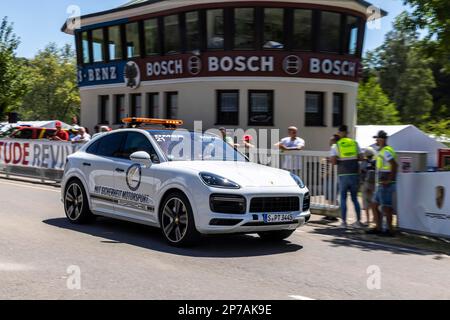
[
  {"x1": 96, "y1": 133, "x2": 126, "y2": 158},
  {"x1": 121, "y1": 132, "x2": 160, "y2": 163},
  {"x1": 15, "y1": 129, "x2": 33, "y2": 139}
]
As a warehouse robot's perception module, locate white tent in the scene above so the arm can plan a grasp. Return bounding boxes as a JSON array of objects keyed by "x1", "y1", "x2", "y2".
[{"x1": 355, "y1": 125, "x2": 446, "y2": 168}]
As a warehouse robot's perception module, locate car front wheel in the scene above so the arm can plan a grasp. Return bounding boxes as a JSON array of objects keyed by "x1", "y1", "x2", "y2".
[
  {"x1": 160, "y1": 192, "x2": 201, "y2": 247},
  {"x1": 64, "y1": 180, "x2": 94, "y2": 224},
  {"x1": 258, "y1": 230, "x2": 296, "y2": 241}
]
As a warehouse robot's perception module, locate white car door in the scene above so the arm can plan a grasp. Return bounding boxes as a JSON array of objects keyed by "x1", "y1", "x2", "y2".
[
  {"x1": 112, "y1": 132, "x2": 160, "y2": 224},
  {"x1": 84, "y1": 132, "x2": 127, "y2": 216}
]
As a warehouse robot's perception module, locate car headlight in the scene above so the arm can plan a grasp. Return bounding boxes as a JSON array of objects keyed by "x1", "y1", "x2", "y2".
[
  {"x1": 291, "y1": 173, "x2": 306, "y2": 189},
  {"x1": 200, "y1": 172, "x2": 241, "y2": 189}
]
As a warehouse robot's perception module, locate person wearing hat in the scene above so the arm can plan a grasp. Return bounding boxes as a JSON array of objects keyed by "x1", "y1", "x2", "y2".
[
  {"x1": 49, "y1": 121, "x2": 69, "y2": 142},
  {"x1": 360, "y1": 147, "x2": 377, "y2": 224},
  {"x1": 330, "y1": 125, "x2": 364, "y2": 228},
  {"x1": 275, "y1": 126, "x2": 305, "y2": 151},
  {"x1": 368, "y1": 131, "x2": 398, "y2": 236}
]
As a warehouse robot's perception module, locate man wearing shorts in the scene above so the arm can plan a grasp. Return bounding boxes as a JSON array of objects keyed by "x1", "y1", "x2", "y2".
[{"x1": 368, "y1": 131, "x2": 398, "y2": 237}]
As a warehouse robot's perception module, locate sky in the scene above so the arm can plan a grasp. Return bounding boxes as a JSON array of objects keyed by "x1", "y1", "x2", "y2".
[{"x1": 0, "y1": 0, "x2": 411, "y2": 58}]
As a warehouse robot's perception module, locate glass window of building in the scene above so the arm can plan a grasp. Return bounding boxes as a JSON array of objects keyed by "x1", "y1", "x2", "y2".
[
  {"x1": 319, "y1": 11, "x2": 341, "y2": 53},
  {"x1": 293, "y1": 9, "x2": 313, "y2": 51},
  {"x1": 108, "y1": 25, "x2": 123, "y2": 60},
  {"x1": 81, "y1": 31, "x2": 90, "y2": 64},
  {"x1": 207, "y1": 9, "x2": 224, "y2": 50},
  {"x1": 305, "y1": 92, "x2": 325, "y2": 127},
  {"x1": 217, "y1": 91, "x2": 239, "y2": 125},
  {"x1": 147, "y1": 93, "x2": 159, "y2": 118},
  {"x1": 144, "y1": 19, "x2": 160, "y2": 55},
  {"x1": 131, "y1": 94, "x2": 142, "y2": 117},
  {"x1": 346, "y1": 16, "x2": 360, "y2": 55},
  {"x1": 234, "y1": 8, "x2": 255, "y2": 49},
  {"x1": 263, "y1": 8, "x2": 284, "y2": 49},
  {"x1": 99, "y1": 95, "x2": 109, "y2": 124},
  {"x1": 333, "y1": 93, "x2": 344, "y2": 127},
  {"x1": 126, "y1": 22, "x2": 141, "y2": 58},
  {"x1": 166, "y1": 92, "x2": 178, "y2": 119},
  {"x1": 185, "y1": 11, "x2": 200, "y2": 52},
  {"x1": 249, "y1": 90, "x2": 274, "y2": 126},
  {"x1": 164, "y1": 15, "x2": 181, "y2": 54},
  {"x1": 115, "y1": 95, "x2": 126, "y2": 124},
  {"x1": 92, "y1": 29, "x2": 104, "y2": 62}
]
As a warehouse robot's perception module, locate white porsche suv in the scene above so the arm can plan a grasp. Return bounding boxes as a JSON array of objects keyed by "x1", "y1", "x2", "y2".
[{"x1": 61, "y1": 119, "x2": 311, "y2": 246}]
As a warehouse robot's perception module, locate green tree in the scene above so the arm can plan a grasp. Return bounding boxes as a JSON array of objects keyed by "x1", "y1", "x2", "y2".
[
  {"x1": 0, "y1": 17, "x2": 29, "y2": 119},
  {"x1": 18, "y1": 43, "x2": 80, "y2": 122},
  {"x1": 403, "y1": 0, "x2": 450, "y2": 71},
  {"x1": 357, "y1": 77, "x2": 400, "y2": 125}
]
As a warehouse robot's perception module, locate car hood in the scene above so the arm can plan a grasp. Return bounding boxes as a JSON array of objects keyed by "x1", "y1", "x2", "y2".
[{"x1": 163, "y1": 161, "x2": 298, "y2": 188}]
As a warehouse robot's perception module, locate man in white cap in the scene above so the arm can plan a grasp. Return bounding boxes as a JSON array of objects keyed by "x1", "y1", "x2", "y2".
[{"x1": 275, "y1": 126, "x2": 305, "y2": 151}]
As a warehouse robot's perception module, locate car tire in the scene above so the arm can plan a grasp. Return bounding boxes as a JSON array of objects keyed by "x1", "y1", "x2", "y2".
[
  {"x1": 258, "y1": 230, "x2": 295, "y2": 241},
  {"x1": 159, "y1": 191, "x2": 201, "y2": 247},
  {"x1": 64, "y1": 180, "x2": 94, "y2": 224}
]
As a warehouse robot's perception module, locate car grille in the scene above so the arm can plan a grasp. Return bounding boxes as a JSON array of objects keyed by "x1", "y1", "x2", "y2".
[{"x1": 250, "y1": 197, "x2": 300, "y2": 213}]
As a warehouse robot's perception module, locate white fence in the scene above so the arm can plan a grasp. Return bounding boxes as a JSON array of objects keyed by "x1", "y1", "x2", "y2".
[{"x1": 247, "y1": 149, "x2": 339, "y2": 211}]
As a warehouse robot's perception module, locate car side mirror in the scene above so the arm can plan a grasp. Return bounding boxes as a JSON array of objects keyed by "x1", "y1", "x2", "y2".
[{"x1": 130, "y1": 151, "x2": 152, "y2": 168}]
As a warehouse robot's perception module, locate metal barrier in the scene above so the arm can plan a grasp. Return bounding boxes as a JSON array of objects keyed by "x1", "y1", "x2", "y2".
[
  {"x1": 247, "y1": 149, "x2": 340, "y2": 212},
  {"x1": 0, "y1": 138, "x2": 340, "y2": 212},
  {"x1": 0, "y1": 139, "x2": 82, "y2": 183}
]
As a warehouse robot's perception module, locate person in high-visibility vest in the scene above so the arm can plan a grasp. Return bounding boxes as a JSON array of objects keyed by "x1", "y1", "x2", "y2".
[
  {"x1": 367, "y1": 130, "x2": 398, "y2": 236},
  {"x1": 330, "y1": 125, "x2": 364, "y2": 228}
]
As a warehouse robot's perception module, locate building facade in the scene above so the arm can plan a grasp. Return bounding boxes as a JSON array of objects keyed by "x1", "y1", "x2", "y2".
[{"x1": 63, "y1": 0, "x2": 386, "y2": 150}]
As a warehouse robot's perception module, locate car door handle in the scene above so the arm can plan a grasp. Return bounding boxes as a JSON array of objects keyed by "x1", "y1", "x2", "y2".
[
  {"x1": 83, "y1": 163, "x2": 92, "y2": 167},
  {"x1": 115, "y1": 168, "x2": 125, "y2": 173}
]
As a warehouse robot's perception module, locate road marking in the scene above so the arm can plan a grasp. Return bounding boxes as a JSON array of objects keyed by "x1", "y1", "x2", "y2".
[
  {"x1": 0, "y1": 263, "x2": 34, "y2": 271},
  {"x1": 289, "y1": 295, "x2": 316, "y2": 301},
  {"x1": 0, "y1": 180, "x2": 60, "y2": 193}
]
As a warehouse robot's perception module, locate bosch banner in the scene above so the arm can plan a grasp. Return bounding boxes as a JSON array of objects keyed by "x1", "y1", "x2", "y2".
[{"x1": 0, "y1": 139, "x2": 81, "y2": 170}]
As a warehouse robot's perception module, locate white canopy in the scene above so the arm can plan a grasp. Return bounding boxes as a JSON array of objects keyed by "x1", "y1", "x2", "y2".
[{"x1": 356, "y1": 125, "x2": 446, "y2": 168}]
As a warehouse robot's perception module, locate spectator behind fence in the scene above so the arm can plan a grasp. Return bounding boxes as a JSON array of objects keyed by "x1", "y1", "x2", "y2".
[
  {"x1": 219, "y1": 127, "x2": 235, "y2": 146},
  {"x1": 330, "y1": 125, "x2": 363, "y2": 229},
  {"x1": 275, "y1": 126, "x2": 305, "y2": 171},
  {"x1": 360, "y1": 147, "x2": 376, "y2": 224},
  {"x1": 92, "y1": 126, "x2": 111, "y2": 139},
  {"x1": 71, "y1": 127, "x2": 91, "y2": 144},
  {"x1": 49, "y1": 121, "x2": 69, "y2": 142}
]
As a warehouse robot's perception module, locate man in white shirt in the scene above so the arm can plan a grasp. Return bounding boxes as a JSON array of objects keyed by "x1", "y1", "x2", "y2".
[
  {"x1": 275, "y1": 126, "x2": 305, "y2": 171},
  {"x1": 71, "y1": 127, "x2": 91, "y2": 144}
]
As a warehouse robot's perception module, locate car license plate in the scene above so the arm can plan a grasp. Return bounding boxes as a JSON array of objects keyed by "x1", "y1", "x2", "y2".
[{"x1": 263, "y1": 214, "x2": 294, "y2": 223}]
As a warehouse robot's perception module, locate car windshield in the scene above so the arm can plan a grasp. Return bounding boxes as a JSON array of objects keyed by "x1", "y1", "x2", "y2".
[{"x1": 149, "y1": 130, "x2": 247, "y2": 162}]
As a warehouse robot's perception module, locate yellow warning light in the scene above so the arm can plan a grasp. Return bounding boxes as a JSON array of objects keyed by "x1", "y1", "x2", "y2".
[{"x1": 122, "y1": 117, "x2": 184, "y2": 128}]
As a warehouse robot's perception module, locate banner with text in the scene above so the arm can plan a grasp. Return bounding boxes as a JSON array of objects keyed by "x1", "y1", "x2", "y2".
[{"x1": 0, "y1": 139, "x2": 82, "y2": 171}]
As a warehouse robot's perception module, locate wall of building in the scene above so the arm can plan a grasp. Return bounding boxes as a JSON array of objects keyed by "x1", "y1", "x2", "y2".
[{"x1": 80, "y1": 77, "x2": 357, "y2": 150}]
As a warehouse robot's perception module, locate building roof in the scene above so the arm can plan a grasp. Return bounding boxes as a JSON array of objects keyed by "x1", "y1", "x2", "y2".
[{"x1": 62, "y1": 0, "x2": 387, "y2": 33}]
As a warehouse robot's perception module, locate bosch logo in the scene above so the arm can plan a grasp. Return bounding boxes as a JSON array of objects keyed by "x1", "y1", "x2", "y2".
[
  {"x1": 283, "y1": 55, "x2": 303, "y2": 75},
  {"x1": 188, "y1": 56, "x2": 202, "y2": 76}
]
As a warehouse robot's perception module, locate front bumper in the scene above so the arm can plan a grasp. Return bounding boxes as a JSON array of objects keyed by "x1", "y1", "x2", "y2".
[{"x1": 191, "y1": 186, "x2": 311, "y2": 235}]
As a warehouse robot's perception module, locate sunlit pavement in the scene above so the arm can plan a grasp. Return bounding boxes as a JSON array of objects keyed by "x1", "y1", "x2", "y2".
[{"x1": 0, "y1": 178, "x2": 449, "y2": 300}]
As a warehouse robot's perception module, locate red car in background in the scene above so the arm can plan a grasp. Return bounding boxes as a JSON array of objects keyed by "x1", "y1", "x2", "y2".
[{"x1": 9, "y1": 127, "x2": 61, "y2": 140}]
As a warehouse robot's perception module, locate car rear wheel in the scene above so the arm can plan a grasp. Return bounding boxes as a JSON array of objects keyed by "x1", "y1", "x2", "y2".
[
  {"x1": 64, "y1": 180, "x2": 94, "y2": 224},
  {"x1": 160, "y1": 192, "x2": 200, "y2": 247},
  {"x1": 258, "y1": 230, "x2": 295, "y2": 241}
]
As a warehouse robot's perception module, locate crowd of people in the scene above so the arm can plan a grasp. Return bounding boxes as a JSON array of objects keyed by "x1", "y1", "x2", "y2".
[{"x1": 48, "y1": 118, "x2": 112, "y2": 144}]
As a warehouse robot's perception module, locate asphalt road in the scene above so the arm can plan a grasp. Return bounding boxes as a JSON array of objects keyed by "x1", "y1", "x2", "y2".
[{"x1": 0, "y1": 178, "x2": 449, "y2": 300}]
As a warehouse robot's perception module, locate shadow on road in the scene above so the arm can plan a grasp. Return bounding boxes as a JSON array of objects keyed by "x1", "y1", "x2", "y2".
[
  {"x1": 308, "y1": 224, "x2": 431, "y2": 256},
  {"x1": 42, "y1": 217, "x2": 303, "y2": 258}
]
